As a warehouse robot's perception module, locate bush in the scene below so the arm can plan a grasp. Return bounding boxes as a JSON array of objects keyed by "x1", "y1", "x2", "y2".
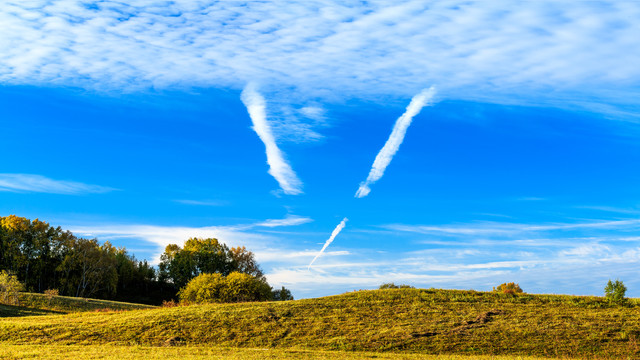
[
  {"x1": 604, "y1": 279, "x2": 627, "y2": 304},
  {"x1": 161, "y1": 299, "x2": 181, "y2": 308},
  {"x1": 178, "y1": 272, "x2": 272, "y2": 304},
  {"x1": 379, "y1": 283, "x2": 415, "y2": 289},
  {"x1": 0, "y1": 270, "x2": 24, "y2": 305},
  {"x1": 44, "y1": 288, "x2": 59, "y2": 299},
  {"x1": 493, "y1": 282, "x2": 524, "y2": 295},
  {"x1": 44, "y1": 288, "x2": 59, "y2": 306}
]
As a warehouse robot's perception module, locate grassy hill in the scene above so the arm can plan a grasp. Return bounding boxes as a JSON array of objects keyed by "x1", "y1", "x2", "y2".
[
  {"x1": 0, "y1": 292, "x2": 155, "y2": 317},
  {"x1": 2, "y1": 288, "x2": 640, "y2": 359}
]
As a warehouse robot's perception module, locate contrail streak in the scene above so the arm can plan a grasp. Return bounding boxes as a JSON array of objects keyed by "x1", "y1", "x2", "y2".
[
  {"x1": 308, "y1": 217, "x2": 348, "y2": 269},
  {"x1": 355, "y1": 87, "x2": 436, "y2": 198},
  {"x1": 241, "y1": 84, "x2": 303, "y2": 195}
]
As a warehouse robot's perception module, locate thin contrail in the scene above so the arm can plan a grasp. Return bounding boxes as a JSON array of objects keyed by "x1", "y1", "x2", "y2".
[
  {"x1": 355, "y1": 87, "x2": 436, "y2": 198},
  {"x1": 241, "y1": 84, "x2": 303, "y2": 195},
  {"x1": 308, "y1": 217, "x2": 348, "y2": 269}
]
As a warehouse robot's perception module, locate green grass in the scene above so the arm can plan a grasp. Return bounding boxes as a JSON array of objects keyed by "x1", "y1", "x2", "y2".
[
  {"x1": 2, "y1": 289, "x2": 640, "y2": 359},
  {"x1": 0, "y1": 344, "x2": 562, "y2": 359},
  {"x1": 0, "y1": 292, "x2": 155, "y2": 316}
]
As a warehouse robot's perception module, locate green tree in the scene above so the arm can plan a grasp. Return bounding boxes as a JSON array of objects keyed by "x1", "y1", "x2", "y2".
[
  {"x1": 605, "y1": 279, "x2": 627, "y2": 304},
  {"x1": 58, "y1": 238, "x2": 118, "y2": 298},
  {"x1": 1, "y1": 215, "x2": 171, "y2": 304},
  {"x1": 0, "y1": 270, "x2": 24, "y2": 305},
  {"x1": 272, "y1": 286, "x2": 294, "y2": 301},
  {"x1": 159, "y1": 238, "x2": 237, "y2": 290},
  {"x1": 159, "y1": 243, "x2": 197, "y2": 290},
  {"x1": 114, "y1": 248, "x2": 161, "y2": 303},
  {"x1": 184, "y1": 238, "x2": 235, "y2": 275},
  {"x1": 230, "y1": 246, "x2": 264, "y2": 278}
]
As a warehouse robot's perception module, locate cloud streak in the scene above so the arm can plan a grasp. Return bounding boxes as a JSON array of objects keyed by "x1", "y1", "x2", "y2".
[
  {"x1": 0, "y1": 173, "x2": 116, "y2": 195},
  {"x1": 385, "y1": 218, "x2": 640, "y2": 237},
  {"x1": 70, "y1": 214, "x2": 312, "y2": 264},
  {"x1": 256, "y1": 215, "x2": 313, "y2": 228},
  {"x1": 308, "y1": 217, "x2": 348, "y2": 269},
  {"x1": 173, "y1": 199, "x2": 226, "y2": 206},
  {"x1": 62, "y1": 214, "x2": 640, "y2": 299},
  {"x1": 356, "y1": 87, "x2": 436, "y2": 198},
  {"x1": 241, "y1": 84, "x2": 303, "y2": 195}
]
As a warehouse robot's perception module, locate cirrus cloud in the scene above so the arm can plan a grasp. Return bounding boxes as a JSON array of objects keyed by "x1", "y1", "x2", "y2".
[
  {"x1": 0, "y1": 1, "x2": 638, "y2": 118},
  {"x1": 0, "y1": 173, "x2": 117, "y2": 195}
]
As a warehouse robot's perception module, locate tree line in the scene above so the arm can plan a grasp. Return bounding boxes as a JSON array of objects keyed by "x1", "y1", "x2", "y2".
[{"x1": 0, "y1": 215, "x2": 291, "y2": 305}]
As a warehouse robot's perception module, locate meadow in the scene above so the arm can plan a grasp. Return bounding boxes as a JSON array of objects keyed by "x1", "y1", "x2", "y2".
[
  {"x1": 0, "y1": 344, "x2": 563, "y2": 360},
  {"x1": 2, "y1": 288, "x2": 640, "y2": 359}
]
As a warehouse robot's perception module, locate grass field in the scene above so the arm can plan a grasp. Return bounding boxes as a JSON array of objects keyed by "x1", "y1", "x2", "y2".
[
  {"x1": 2, "y1": 288, "x2": 640, "y2": 359},
  {"x1": 0, "y1": 344, "x2": 564, "y2": 360},
  {"x1": 0, "y1": 292, "x2": 154, "y2": 319}
]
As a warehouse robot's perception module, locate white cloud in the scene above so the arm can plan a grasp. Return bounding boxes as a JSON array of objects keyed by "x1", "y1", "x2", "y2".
[
  {"x1": 560, "y1": 244, "x2": 611, "y2": 257},
  {"x1": 385, "y1": 218, "x2": 640, "y2": 237},
  {"x1": 65, "y1": 213, "x2": 640, "y2": 298},
  {"x1": 257, "y1": 250, "x2": 349, "y2": 263},
  {"x1": 0, "y1": 173, "x2": 117, "y2": 194},
  {"x1": 69, "y1": 214, "x2": 313, "y2": 264},
  {"x1": 356, "y1": 87, "x2": 436, "y2": 198},
  {"x1": 308, "y1": 217, "x2": 348, "y2": 269},
  {"x1": 173, "y1": 199, "x2": 226, "y2": 206},
  {"x1": 241, "y1": 84, "x2": 303, "y2": 195},
  {"x1": 255, "y1": 214, "x2": 313, "y2": 228},
  {"x1": 0, "y1": 1, "x2": 639, "y2": 118}
]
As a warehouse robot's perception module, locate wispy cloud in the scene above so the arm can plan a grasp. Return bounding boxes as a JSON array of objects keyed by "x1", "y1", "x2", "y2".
[
  {"x1": 173, "y1": 199, "x2": 227, "y2": 206},
  {"x1": 241, "y1": 84, "x2": 303, "y2": 195},
  {"x1": 70, "y1": 214, "x2": 312, "y2": 264},
  {"x1": 256, "y1": 215, "x2": 313, "y2": 228},
  {"x1": 575, "y1": 205, "x2": 640, "y2": 215},
  {"x1": 258, "y1": 250, "x2": 349, "y2": 262},
  {"x1": 356, "y1": 87, "x2": 436, "y2": 198},
  {"x1": 65, "y1": 213, "x2": 640, "y2": 298},
  {"x1": 0, "y1": 173, "x2": 116, "y2": 195},
  {"x1": 1, "y1": 2, "x2": 639, "y2": 117},
  {"x1": 385, "y1": 218, "x2": 640, "y2": 237},
  {"x1": 308, "y1": 217, "x2": 348, "y2": 269},
  {"x1": 268, "y1": 240, "x2": 640, "y2": 298}
]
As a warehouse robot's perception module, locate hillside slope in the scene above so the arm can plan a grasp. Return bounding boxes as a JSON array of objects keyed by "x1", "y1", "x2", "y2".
[
  {"x1": 1, "y1": 289, "x2": 639, "y2": 358},
  {"x1": 0, "y1": 292, "x2": 155, "y2": 317}
]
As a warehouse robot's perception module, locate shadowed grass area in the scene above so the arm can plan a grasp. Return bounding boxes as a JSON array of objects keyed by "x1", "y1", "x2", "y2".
[
  {"x1": 2, "y1": 289, "x2": 640, "y2": 358},
  {"x1": 0, "y1": 303, "x2": 61, "y2": 317},
  {"x1": 0, "y1": 344, "x2": 564, "y2": 360},
  {"x1": 0, "y1": 292, "x2": 157, "y2": 315}
]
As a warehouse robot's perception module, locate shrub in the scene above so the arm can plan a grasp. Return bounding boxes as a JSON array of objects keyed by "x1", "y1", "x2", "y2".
[
  {"x1": 0, "y1": 270, "x2": 24, "y2": 305},
  {"x1": 178, "y1": 272, "x2": 272, "y2": 304},
  {"x1": 161, "y1": 299, "x2": 181, "y2": 308},
  {"x1": 44, "y1": 288, "x2": 59, "y2": 299},
  {"x1": 604, "y1": 279, "x2": 627, "y2": 304},
  {"x1": 223, "y1": 272, "x2": 272, "y2": 303},
  {"x1": 493, "y1": 282, "x2": 524, "y2": 295},
  {"x1": 44, "y1": 288, "x2": 59, "y2": 306},
  {"x1": 379, "y1": 283, "x2": 415, "y2": 289}
]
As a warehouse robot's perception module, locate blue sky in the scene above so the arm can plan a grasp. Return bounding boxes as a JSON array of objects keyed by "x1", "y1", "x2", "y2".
[{"x1": 1, "y1": 1, "x2": 640, "y2": 298}]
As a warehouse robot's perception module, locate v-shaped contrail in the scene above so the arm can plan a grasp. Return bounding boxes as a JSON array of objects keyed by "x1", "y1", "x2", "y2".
[
  {"x1": 356, "y1": 87, "x2": 436, "y2": 198},
  {"x1": 241, "y1": 83, "x2": 303, "y2": 195}
]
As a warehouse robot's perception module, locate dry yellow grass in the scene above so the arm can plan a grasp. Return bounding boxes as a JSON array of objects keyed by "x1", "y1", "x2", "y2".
[
  {"x1": 0, "y1": 344, "x2": 566, "y2": 360},
  {"x1": 2, "y1": 288, "x2": 640, "y2": 359}
]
